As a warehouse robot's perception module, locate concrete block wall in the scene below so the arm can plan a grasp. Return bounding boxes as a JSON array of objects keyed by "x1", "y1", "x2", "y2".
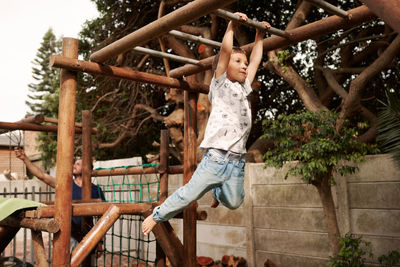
[
  {"x1": 344, "y1": 154, "x2": 400, "y2": 261},
  {"x1": 169, "y1": 154, "x2": 400, "y2": 267},
  {"x1": 249, "y1": 155, "x2": 400, "y2": 266},
  {"x1": 245, "y1": 164, "x2": 330, "y2": 266}
]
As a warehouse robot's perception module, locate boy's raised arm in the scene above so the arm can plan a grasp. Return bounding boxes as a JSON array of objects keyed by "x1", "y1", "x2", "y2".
[
  {"x1": 247, "y1": 21, "x2": 270, "y2": 84},
  {"x1": 14, "y1": 147, "x2": 56, "y2": 188},
  {"x1": 215, "y1": 12, "x2": 248, "y2": 79}
]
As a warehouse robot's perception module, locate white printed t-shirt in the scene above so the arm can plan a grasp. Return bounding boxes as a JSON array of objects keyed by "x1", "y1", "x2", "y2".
[{"x1": 200, "y1": 72, "x2": 252, "y2": 154}]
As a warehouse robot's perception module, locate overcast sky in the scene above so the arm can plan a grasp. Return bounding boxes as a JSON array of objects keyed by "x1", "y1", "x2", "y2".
[{"x1": 0, "y1": 0, "x2": 99, "y2": 122}]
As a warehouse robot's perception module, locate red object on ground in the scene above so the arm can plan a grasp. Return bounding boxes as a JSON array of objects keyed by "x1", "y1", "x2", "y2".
[{"x1": 197, "y1": 256, "x2": 214, "y2": 266}]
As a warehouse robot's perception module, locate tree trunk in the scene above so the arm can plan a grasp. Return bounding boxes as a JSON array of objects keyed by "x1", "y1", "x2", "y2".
[
  {"x1": 265, "y1": 50, "x2": 327, "y2": 112},
  {"x1": 246, "y1": 137, "x2": 274, "y2": 163},
  {"x1": 314, "y1": 174, "x2": 341, "y2": 257}
]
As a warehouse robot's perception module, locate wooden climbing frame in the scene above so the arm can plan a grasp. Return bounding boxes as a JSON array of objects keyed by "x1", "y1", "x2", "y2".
[{"x1": 0, "y1": 0, "x2": 394, "y2": 266}]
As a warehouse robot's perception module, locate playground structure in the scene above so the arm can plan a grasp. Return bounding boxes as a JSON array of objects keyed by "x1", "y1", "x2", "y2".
[{"x1": 0, "y1": 0, "x2": 399, "y2": 266}]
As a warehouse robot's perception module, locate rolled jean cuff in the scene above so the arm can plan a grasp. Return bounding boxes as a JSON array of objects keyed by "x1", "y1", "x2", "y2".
[{"x1": 152, "y1": 206, "x2": 165, "y2": 223}]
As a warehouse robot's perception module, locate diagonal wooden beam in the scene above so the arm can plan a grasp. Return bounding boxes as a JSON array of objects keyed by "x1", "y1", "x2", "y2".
[
  {"x1": 71, "y1": 205, "x2": 121, "y2": 267},
  {"x1": 89, "y1": 0, "x2": 236, "y2": 63},
  {"x1": 169, "y1": 5, "x2": 376, "y2": 78},
  {"x1": 304, "y1": 0, "x2": 349, "y2": 18},
  {"x1": 142, "y1": 210, "x2": 184, "y2": 267}
]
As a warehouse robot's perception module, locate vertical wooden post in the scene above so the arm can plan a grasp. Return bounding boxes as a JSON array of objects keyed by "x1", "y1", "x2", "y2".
[
  {"x1": 156, "y1": 129, "x2": 169, "y2": 267},
  {"x1": 32, "y1": 230, "x2": 48, "y2": 267},
  {"x1": 52, "y1": 37, "x2": 78, "y2": 267},
  {"x1": 81, "y1": 110, "x2": 93, "y2": 267},
  {"x1": 82, "y1": 110, "x2": 92, "y2": 201},
  {"x1": 183, "y1": 90, "x2": 197, "y2": 267},
  {"x1": 159, "y1": 129, "x2": 169, "y2": 201}
]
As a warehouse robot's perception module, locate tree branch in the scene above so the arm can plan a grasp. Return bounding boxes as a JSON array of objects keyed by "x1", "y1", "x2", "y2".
[
  {"x1": 265, "y1": 50, "x2": 327, "y2": 112},
  {"x1": 338, "y1": 34, "x2": 400, "y2": 132},
  {"x1": 285, "y1": 1, "x2": 313, "y2": 31},
  {"x1": 97, "y1": 104, "x2": 164, "y2": 149},
  {"x1": 322, "y1": 67, "x2": 377, "y2": 142}
]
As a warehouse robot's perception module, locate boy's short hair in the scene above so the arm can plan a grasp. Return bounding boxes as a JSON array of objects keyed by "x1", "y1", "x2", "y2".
[
  {"x1": 75, "y1": 157, "x2": 94, "y2": 170},
  {"x1": 212, "y1": 48, "x2": 247, "y2": 73}
]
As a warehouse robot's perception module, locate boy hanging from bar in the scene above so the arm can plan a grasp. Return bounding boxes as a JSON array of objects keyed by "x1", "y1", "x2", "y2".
[{"x1": 143, "y1": 12, "x2": 270, "y2": 235}]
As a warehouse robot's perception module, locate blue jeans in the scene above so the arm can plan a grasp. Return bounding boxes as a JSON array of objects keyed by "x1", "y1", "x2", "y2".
[{"x1": 152, "y1": 148, "x2": 245, "y2": 222}]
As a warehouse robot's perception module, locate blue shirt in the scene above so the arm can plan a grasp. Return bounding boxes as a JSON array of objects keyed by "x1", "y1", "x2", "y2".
[{"x1": 71, "y1": 181, "x2": 105, "y2": 227}]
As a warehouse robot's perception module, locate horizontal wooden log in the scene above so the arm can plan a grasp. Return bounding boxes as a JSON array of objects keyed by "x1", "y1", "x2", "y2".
[
  {"x1": 0, "y1": 121, "x2": 84, "y2": 134},
  {"x1": 214, "y1": 9, "x2": 289, "y2": 38},
  {"x1": 44, "y1": 117, "x2": 97, "y2": 134},
  {"x1": 175, "y1": 209, "x2": 207, "y2": 221},
  {"x1": 50, "y1": 55, "x2": 209, "y2": 94},
  {"x1": 25, "y1": 201, "x2": 206, "y2": 221},
  {"x1": 21, "y1": 114, "x2": 45, "y2": 124},
  {"x1": 0, "y1": 216, "x2": 59, "y2": 233},
  {"x1": 0, "y1": 115, "x2": 46, "y2": 135},
  {"x1": 24, "y1": 202, "x2": 156, "y2": 218},
  {"x1": 91, "y1": 164, "x2": 183, "y2": 176},
  {"x1": 41, "y1": 198, "x2": 104, "y2": 205}
]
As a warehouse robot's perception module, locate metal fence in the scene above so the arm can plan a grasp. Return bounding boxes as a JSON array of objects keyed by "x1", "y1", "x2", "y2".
[
  {"x1": 0, "y1": 178, "x2": 157, "y2": 266},
  {"x1": 0, "y1": 181, "x2": 54, "y2": 266}
]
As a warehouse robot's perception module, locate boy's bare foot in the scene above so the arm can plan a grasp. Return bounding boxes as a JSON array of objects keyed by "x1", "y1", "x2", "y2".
[
  {"x1": 211, "y1": 198, "x2": 220, "y2": 208},
  {"x1": 142, "y1": 215, "x2": 157, "y2": 235}
]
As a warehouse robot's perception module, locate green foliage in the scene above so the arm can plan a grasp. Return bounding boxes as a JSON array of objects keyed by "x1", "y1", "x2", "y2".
[
  {"x1": 378, "y1": 250, "x2": 400, "y2": 267},
  {"x1": 27, "y1": 29, "x2": 62, "y2": 168},
  {"x1": 329, "y1": 234, "x2": 400, "y2": 267},
  {"x1": 262, "y1": 110, "x2": 378, "y2": 184},
  {"x1": 377, "y1": 90, "x2": 400, "y2": 167},
  {"x1": 74, "y1": 0, "x2": 167, "y2": 162},
  {"x1": 27, "y1": 28, "x2": 61, "y2": 116},
  {"x1": 277, "y1": 50, "x2": 291, "y2": 72},
  {"x1": 37, "y1": 132, "x2": 58, "y2": 170},
  {"x1": 328, "y1": 234, "x2": 373, "y2": 267}
]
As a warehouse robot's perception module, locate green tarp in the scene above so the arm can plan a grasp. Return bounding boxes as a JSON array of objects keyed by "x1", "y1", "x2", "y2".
[{"x1": 0, "y1": 197, "x2": 45, "y2": 221}]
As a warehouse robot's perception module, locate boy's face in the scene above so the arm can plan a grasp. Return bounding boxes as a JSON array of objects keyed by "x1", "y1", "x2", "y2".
[
  {"x1": 73, "y1": 159, "x2": 83, "y2": 176},
  {"x1": 227, "y1": 52, "x2": 248, "y2": 83}
]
